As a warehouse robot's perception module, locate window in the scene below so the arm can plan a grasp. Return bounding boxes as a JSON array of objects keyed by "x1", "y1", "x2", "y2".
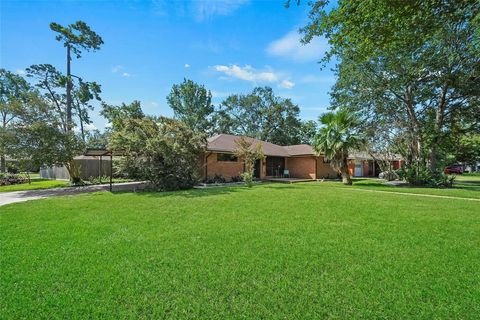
[
  {"x1": 266, "y1": 157, "x2": 285, "y2": 176},
  {"x1": 217, "y1": 153, "x2": 238, "y2": 162}
]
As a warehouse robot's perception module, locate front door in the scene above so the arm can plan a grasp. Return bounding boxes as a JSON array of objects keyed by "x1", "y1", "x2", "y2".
[
  {"x1": 354, "y1": 161, "x2": 363, "y2": 177},
  {"x1": 253, "y1": 159, "x2": 261, "y2": 178}
]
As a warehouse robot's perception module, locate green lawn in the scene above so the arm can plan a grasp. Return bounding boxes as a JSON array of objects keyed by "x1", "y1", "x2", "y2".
[
  {"x1": 0, "y1": 178, "x2": 68, "y2": 192},
  {"x1": 338, "y1": 178, "x2": 480, "y2": 199},
  {"x1": 1, "y1": 183, "x2": 479, "y2": 318}
]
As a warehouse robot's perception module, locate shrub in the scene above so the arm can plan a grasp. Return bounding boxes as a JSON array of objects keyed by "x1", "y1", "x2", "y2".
[
  {"x1": 378, "y1": 170, "x2": 399, "y2": 181},
  {"x1": 230, "y1": 175, "x2": 243, "y2": 183},
  {"x1": 241, "y1": 172, "x2": 254, "y2": 187},
  {"x1": 109, "y1": 116, "x2": 205, "y2": 191},
  {"x1": 0, "y1": 174, "x2": 27, "y2": 186},
  {"x1": 397, "y1": 163, "x2": 455, "y2": 188}
]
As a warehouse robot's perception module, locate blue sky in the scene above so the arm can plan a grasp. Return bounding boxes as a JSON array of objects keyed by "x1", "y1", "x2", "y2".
[{"x1": 1, "y1": 0, "x2": 336, "y2": 132}]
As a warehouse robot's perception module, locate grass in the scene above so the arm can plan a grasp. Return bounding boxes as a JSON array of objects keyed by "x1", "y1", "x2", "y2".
[
  {"x1": 1, "y1": 183, "x2": 479, "y2": 319},
  {"x1": 337, "y1": 177, "x2": 480, "y2": 199},
  {"x1": 0, "y1": 178, "x2": 68, "y2": 192}
]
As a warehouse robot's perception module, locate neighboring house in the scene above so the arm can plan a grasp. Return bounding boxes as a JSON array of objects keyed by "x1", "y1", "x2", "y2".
[{"x1": 201, "y1": 134, "x2": 404, "y2": 181}]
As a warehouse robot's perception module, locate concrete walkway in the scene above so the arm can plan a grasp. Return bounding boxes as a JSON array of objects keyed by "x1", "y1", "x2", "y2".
[{"x1": 0, "y1": 182, "x2": 148, "y2": 207}]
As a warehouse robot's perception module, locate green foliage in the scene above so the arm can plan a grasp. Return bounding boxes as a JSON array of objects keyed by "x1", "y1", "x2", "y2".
[
  {"x1": 234, "y1": 137, "x2": 265, "y2": 187},
  {"x1": 107, "y1": 103, "x2": 206, "y2": 191},
  {"x1": 397, "y1": 163, "x2": 455, "y2": 188},
  {"x1": 0, "y1": 173, "x2": 28, "y2": 186},
  {"x1": 215, "y1": 86, "x2": 304, "y2": 145},
  {"x1": 167, "y1": 78, "x2": 214, "y2": 133},
  {"x1": 50, "y1": 21, "x2": 103, "y2": 58},
  {"x1": 313, "y1": 109, "x2": 363, "y2": 185},
  {"x1": 300, "y1": 0, "x2": 480, "y2": 172}
]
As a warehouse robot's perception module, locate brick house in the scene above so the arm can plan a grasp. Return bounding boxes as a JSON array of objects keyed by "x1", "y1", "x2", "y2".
[{"x1": 200, "y1": 134, "x2": 404, "y2": 181}]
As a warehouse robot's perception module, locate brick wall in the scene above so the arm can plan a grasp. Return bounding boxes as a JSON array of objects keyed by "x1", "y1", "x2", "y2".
[
  {"x1": 286, "y1": 156, "x2": 316, "y2": 179},
  {"x1": 204, "y1": 153, "x2": 244, "y2": 181},
  {"x1": 316, "y1": 156, "x2": 338, "y2": 178}
]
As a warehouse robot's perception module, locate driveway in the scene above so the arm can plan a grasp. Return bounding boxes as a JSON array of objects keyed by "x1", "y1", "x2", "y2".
[{"x1": 0, "y1": 182, "x2": 148, "y2": 207}]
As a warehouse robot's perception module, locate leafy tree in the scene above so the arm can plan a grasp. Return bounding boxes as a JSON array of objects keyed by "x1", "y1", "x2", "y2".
[
  {"x1": 85, "y1": 129, "x2": 109, "y2": 149},
  {"x1": 298, "y1": 120, "x2": 318, "y2": 145},
  {"x1": 215, "y1": 86, "x2": 303, "y2": 145},
  {"x1": 299, "y1": 0, "x2": 480, "y2": 172},
  {"x1": 167, "y1": 79, "x2": 214, "y2": 133},
  {"x1": 100, "y1": 100, "x2": 144, "y2": 132},
  {"x1": 313, "y1": 109, "x2": 363, "y2": 185},
  {"x1": 0, "y1": 69, "x2": 31, "y2": 172},
  {"x1": 234, "y1": 137, "x2": 265, "y2": 187},
  {"x1": 106, "y1": 102, "x2": 205, "y2": 190},
  {"x1": 454, "y1": 134, "x2": 480, "y2": 169},
  {"x1": 24, "y1": 64, "x2": 101, "y2": 182},
  {"x1": 50, "y1": 21, "x2": 103, "y2": 131}
]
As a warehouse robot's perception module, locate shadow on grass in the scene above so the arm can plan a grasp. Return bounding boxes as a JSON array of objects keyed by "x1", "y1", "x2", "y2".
[{"x1": 122, "y1": 185, "x2": 247, "y2": 199}]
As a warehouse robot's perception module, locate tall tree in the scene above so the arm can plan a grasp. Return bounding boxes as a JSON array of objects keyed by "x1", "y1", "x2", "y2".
[
  {"x1": 167, "y1": 79, "x2": 214, "y2": 133},
  {"x1": 50, "y1": 21, "x2": 103, "y2": 131},
  {"x1": 215, "y1": 86, "x2": 303, "y2": 145},
  {"x1": 0, "y1": 69, "x2": 31, "y2": 172},
  {"x1": 299, "y1": 0, "x2": 480, "y2": 172},
  {"x1": 313, "y1": 109, "x2": 363, "y2": 185},
  {"x1": 24, "y1": 64, "x2": 100, "y2": 182}
]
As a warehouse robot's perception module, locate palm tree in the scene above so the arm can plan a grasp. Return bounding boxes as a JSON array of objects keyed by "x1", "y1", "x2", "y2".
[{"x1": 313, "y1": 109, "x2": 363, "y2": 185}]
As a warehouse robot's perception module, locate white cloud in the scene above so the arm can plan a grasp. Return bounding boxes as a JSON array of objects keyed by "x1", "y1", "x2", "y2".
[
  {"x1": 279, "y1": 79, "x2": 295, "y2": 89},
  {"x1": 192, "y1": 0, "x2": 249, "y2": 22},
  {"x1": 267, "y1": 30, "x2": 328, "y2": 62},
  {"x1": 122, "y1": 72, "x2": 131, "y2": 77},
  {"x1": 213, "y1": 64, "x2": 278, "y2": 82},
  {"x1": 84, "y1": 123, "x2": 97, "y2": 131},
  {"x1": 16, "y1": 69, "x2": 26, "y2": 75},
  {"x1": 184, "y1": 63, "x2": 190, "y2": 68},
  {"x1": 104, "y1": 122, "x2": 112, "y2": 128},
  {"x1": 111, "y1": 65, "x2": 123, "y2": 73},
  {"x1": 213, "y1": 64, "x2": 296, "y2": 89}
]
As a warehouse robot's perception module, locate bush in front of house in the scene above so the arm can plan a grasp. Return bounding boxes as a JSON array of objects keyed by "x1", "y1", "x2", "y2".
[
  {"x1": 397, "y1": 163, "x2": 455, "y2": 188},
  {"x1": 109, "y1": 116, "x2": 205, "y2": 191},
  {"x1": 378, "y1": 170, "x2": 399, "y2": 181},
  {"x1": 0, "y1": 173, "x2": 27, "y2": 186}
]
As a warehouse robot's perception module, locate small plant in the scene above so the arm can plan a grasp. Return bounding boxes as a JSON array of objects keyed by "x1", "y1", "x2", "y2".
[
  {"x1": 213, "y1": 173, "x2": 226, "y2": 184},
  {"x1": 241, "y1": 172, "x2": 254, "y2": 187},
  {"x1": 230, "y1": 175, "x2": 243, "y2": 182},
  {"x1": 0, "y1": 174, "x2": 28, "y2": 186},
  {"x1": 87, "y1": 175, "x2": 111, "y2": 185}
]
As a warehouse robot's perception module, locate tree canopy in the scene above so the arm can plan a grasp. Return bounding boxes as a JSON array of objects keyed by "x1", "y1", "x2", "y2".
[
  {"x1": 167, "y1": 79, "x2": 214, "y2": 134},
  {"x1": 300, "y1": 0, "x2": 480, "y2": 171}
]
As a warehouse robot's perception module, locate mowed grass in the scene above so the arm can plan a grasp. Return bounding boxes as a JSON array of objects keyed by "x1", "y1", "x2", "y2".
[
  {"x1": 1, "y1": 183, "x2": 479, "y2": 319},
  {"x1": 0, "y1": 178, "x2": 68, "y2": 192},
  {"x1": 338, "y1": 178, "x2": 480, "y2": 199}
]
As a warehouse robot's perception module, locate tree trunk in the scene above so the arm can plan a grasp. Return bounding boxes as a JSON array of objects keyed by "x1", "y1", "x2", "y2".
[
  {"x1": 340, "y1": 167, "x2": 352, "y2": 185},
  {"x1": 0, "y1": 155, "x2": 6, "y2": 173},
  {"x1": 429, "y1": 84, "x2": 448, "y2": 172},
  {"x1": 66, "y1": 44, "x2": 73, "y2": 132},
  {"x1": 65, "y1": 159, "x2": 82, "y2": 184}
]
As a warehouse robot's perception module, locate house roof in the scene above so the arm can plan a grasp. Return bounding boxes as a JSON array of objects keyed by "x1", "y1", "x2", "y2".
[
  {"x1": 207, "y1": 134, "x2": 404, "y2": 160},
  {"x1": 207, "y1": 134, "x2": 290, "y2": 157},
  {"x1": 283, "y1": 144, "x2": 315, "y2": 156}
]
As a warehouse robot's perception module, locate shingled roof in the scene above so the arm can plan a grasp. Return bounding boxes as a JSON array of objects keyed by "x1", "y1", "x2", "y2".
[
  {"x1": 207, "y1": 134, "x2": 291, "y2": 157},
  {"x1": 207, "y1": 134, "x2": 404, "y2": 160}
]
